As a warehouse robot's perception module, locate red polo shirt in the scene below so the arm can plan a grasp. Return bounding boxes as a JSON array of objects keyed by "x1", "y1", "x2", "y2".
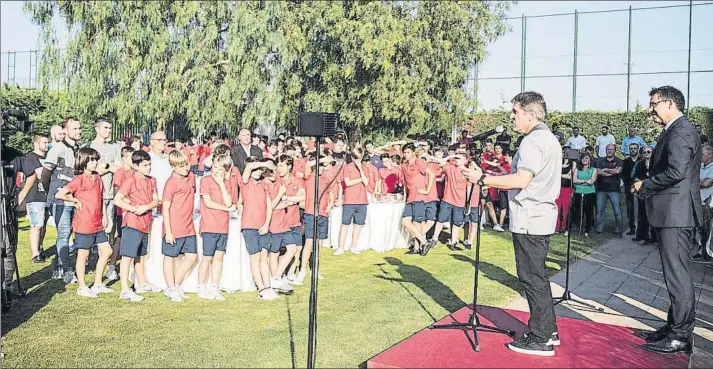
[
  {"x1": 65, "y1": 173, "x2": 104, "y2": 235},
  {"x1": 342, "y1": 163, "x2": 368, "y2": 205},
  {"x1": 162, "y1": 173, "x2": 196, "y2": 238},
  {"x1": 442, "y1": 164, "x2": 468, "y2": 207},
  {"x1": 265, "y1": 178, "x2": 289, "y2": 234},
  {"x1": 401, "y1": 159, "x2": 428, "y2": 203},
  {"x1": 281, "y1": 175, "x2": 304, "y2": 228},
  {"x1": 304, "y1": 171, "x2": 331, "y2": 217},
  {"x1": 200, "y1": 175, "x2": 230, "y2": 234},
  {"x1": 118, "y1": 172, "x2": 157, "y2": 234},
  {"x1": 379, "y1": 167, "x2": 399, "y2": 194},
  {"x1": 241, "y1": 178, "x2": 269, "y2": 230},
  {"x1": 424, "y1": 162, "x2": 440, "y2": 203}
]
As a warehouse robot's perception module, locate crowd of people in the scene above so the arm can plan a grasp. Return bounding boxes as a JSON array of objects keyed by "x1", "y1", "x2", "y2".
[{"x1": 12, "y1": 108, "x2": 712, "y2": 304}]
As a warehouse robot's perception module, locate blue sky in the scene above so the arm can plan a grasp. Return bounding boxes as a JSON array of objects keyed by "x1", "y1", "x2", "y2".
[{"x1": 2, "y1": 0, "x2": 712, "y2": 112}]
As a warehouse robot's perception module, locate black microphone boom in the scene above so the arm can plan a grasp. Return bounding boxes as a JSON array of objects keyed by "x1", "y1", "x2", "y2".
[{"x1": 469, "y1": 126, "x2": 504, "y2": 142}]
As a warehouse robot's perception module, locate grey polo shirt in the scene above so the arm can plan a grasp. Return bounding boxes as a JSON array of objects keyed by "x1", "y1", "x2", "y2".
[
  {"x1": 45, "y1": 140, "x2": 79, "y2": 206},
  {"x1": 508, "y1": 124, "x2": 562, "y2": 235},
  {"x1": 89, "y1": 141, "x2": 122, "y2": 200}
]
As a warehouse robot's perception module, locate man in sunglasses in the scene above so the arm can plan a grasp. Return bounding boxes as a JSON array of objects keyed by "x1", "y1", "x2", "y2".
[
  {"x1": 632, "y1": 86, "x2": 702, "y2": 354},
  {"x1": 622, "y1": 143, "x2": 641, "y2": 236}
]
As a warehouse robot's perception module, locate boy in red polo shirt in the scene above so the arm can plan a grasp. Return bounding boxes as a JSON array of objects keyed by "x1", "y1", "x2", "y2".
[
  {"x1": 400, "y1": 143, "x2": 436, "y2": 256},
  {"x1": 275, "y1": 155, "x2": 306, "y2": 283},
  {"x1": 430, "y1": 154, "x2": 469, "y2": 250},
  {"x1": 114, "y1": 150, "x2": 160, "y2": 302},
  {"x1": 242, "y1": 157, "x2": 279, "y2": 300},
  {"x1": 421, "y1": 149, "x2": 442, "y2": 237},
  {"x1": 335, "y1": 147, "x2": 369, "y2": 256},
  {"x1": 198, "y1": 154, "x2": 236, "y2": 300},
  {"x1": 105, "y1": 146, "x2": 135, "y2": 281},
  {"x1": 162, "y1": 151, "x2": 198, "y2": 302},
  {"x1": 465, "y1": 160, "x2": 482, "y2": 248},
  {"x1": 378, "y1": 154, "x2": 400, "y2": 194},
  {"x1": 293, "y1": 152, "x2": 334, "y2": 285},
  {"x1": 56, "y1": 148, "x2": 113, "y2": 298},
  {"x1": 262, "y1": 164, "x2": 294, "y2": 294}
]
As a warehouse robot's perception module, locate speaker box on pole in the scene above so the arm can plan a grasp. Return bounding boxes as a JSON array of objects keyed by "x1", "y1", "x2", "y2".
[{"x1": 298, "y1": 112, "x2": 338, "y2": 137}]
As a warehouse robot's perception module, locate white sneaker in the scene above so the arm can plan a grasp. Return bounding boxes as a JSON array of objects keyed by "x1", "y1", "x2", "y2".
[
  {"x1": 480, "y1": 224, "x2": 484, "y2": 231},
  {"x1": 176, "y1": 285, "x2": 188, "y2": 299},
  {"x1": 258, "y1": 288, "x2": 280, "y2": 301},
  {"x1": 493, "y1": 225, "x2": 505, "y2": 232},
  {"x1": 105, "y1": 269, "x2": 118, "y2": 281},
  {"x1": 197, "y1": 285, "x2": 215, "y2": 300},
  {"x1": 135, "y1": 283, "x2": 162, "y2": 294},
  {"x1": 120, "y1": 289, "x2": 144, "y2": 302},
  {"x1": 350, "y1": 249, "x2": 361, "y2": 255},
  {"x1": 287, "y1": 275, "x2": 303, "y2": 286},
  {"x1": 91, "y1": 283, "x2": 113, "y2": 294},
  {"x1": 317, "y1": 273, "x2": 325, "y2": 280},
  {"x1": 563, "y1": 231, "x2": 569, "y2": 237},
  {"x1": 165, "y1": 287, "x2": 183, "y2": 302},
  {"x1": 77, "y1": 286, "x2": 98, "y2": 298},
  {"x1": 333, "y1": 248, "x2": 345, "y2": 256},
  {"x1": 271, "y1": 277, "x2": 294, "y2": 293},
  {"x1": 294, "y1": 270, "x2": 307, "y2": 285},
  {"x1": 210, "y1": 285, "x2": 225, "y2": 301}
]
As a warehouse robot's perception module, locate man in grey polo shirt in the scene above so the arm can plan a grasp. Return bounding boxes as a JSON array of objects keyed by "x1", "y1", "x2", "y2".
[
  {"x1": 42, "y1": 117, "x2": 82, "y2": 283},
  {"x1": 462, "y1": 91, "x2": 561, "y2": 357}
]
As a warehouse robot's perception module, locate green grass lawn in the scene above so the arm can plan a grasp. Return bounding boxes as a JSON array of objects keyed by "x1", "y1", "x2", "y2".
[{"x1": 2, "y1": 219, "x2": 612, "y2": 368}]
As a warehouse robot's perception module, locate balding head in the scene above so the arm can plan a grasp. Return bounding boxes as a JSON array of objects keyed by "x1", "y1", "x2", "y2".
[
  {"x1": 50, "y1": 125, "x2": 65, "y2": 143},
  {"x1": 150, "y1": 131, "x2": 167, "y2": 155}
]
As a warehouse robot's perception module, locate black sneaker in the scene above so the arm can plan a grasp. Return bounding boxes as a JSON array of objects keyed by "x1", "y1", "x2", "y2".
[
  {"x1": 462, "y1": 241, "x2": 472, "y2": 250},
  {"x1": 51, "y1": 267, "x2": 63, "y2": 280},
  {"x1": 446, "y1": 243, "x2": 459, "y2": 251},
  {"x1": 523, "y1": 331, "x2": 560, "y2": 346},
  {"x1": 507, "y1": 336, "x2": 554, "y2": 357},
  {"x1": 405, "y1": 248, "x2": 419, "y2": 255},
  {"x1": 691, "y1": 253, "x2": 711, "y2": 264},
  {"x1": 420, "y1": 240, "x2": 436, "y2": 256},
  {"x1": 32, "y1": 255, "x2": 46, "y2": 264},
  {"x1": 626, "y1": 230, "x2": 636, "y2": 235},
  {"x1": 39, "y1": 249, "x2": 48, "y2": 259}
]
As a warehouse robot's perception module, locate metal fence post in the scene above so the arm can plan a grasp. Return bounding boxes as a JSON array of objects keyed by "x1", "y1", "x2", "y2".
[
  {"x1": 626, "y1": 6, "x2": 633, "y2": 111},
  {"x1": 686, "y1": 0, "x2": 693, "y2": 115},
  {"x1": 521, "y1": 14, "x2": 527, "y2": 92},
  {"x1": 572, "y1": 10, "x2": 579, "y2": 112}
]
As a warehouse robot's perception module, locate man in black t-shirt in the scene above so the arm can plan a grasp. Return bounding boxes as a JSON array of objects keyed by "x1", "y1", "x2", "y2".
[
  {"x1": 595, "y1": 144, "x2": 624, "y2": 237},
  {"x1": 17, "y1": 134, "x2": 50, "y2": 263},
  {"x1": 621, "y1": 143, "x2": 640, "y2": 235}
]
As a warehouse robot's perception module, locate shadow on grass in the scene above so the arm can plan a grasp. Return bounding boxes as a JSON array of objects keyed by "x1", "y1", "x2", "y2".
[{"x1": 285, "y1": 297, "x2": 297, "y2": 369}]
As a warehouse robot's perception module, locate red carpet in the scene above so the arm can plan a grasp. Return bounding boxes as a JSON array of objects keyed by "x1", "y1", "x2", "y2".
[{"x1": 367, "y1": 305, "x2": 689, "y2": 368}]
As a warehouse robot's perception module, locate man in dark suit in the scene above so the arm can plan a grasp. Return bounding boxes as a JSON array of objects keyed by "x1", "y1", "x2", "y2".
[
  {"x1": 633, "y1": 86, "x2": 702, "y2": 354},
  {"x1": 231, "y1": 128, "x2": 263, "y2": 173}
]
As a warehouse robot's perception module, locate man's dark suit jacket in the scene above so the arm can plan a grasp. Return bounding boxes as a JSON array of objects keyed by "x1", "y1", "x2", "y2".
[
  {"x1": 641, "y1": 116, "x2": 703, "y2": 228},
  {"x1": 231, "y1": 144, "x2": 263, "y2": 174}
]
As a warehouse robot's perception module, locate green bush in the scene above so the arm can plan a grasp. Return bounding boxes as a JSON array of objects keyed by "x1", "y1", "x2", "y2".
[{"x1": 464, "y1": 106, "x2": 713, "y2": 146}]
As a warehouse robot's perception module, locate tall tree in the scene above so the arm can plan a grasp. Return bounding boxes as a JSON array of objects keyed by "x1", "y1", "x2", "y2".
[{"x1": 26, "y1": 0, "x2": 511, "y2": 137}]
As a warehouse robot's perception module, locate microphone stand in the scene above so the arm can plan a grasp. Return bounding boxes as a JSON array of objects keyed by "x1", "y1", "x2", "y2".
[
  {"x1": 552, "y1": 160, "x2": 603, "y2": 311},
  {"x1": 429, "y1": 182, "x2": 514, "y2": 352},
  {"x1": 307, "y1": 140, "x2": 321, "y2": 369}
]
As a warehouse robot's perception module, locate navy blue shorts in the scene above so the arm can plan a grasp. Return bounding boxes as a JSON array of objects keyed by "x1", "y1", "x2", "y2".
[
  {"x1": 464, "y1": 206, "x2": 480, "y2": 224},
  {"x1": 425, "y1": 201, "x2": 438, "y2": 221},
  {"x1": 300, "y1": 209, "x2": 305, "y2": 223},
  {"x1": 270, "y1": 232, "x2": 289, "y2": 253},
  {"x1": 342, "y1": 204, "x2": 367, "y2": 225},
  {"x1": 75, "y1": 231, "x2": 109, "y2": 250},
  {"x1": 438, "y1": 201, "x2": 466, "y2": 227},
  {"x1": 162, "y1": 235, "x2": 198, "y2": 257},
  {"x1": 243, "y1": 229, "x2": 270, "y2": 255},
  {"x1": 402, "y1": 201, "x2": 426, "y2": 223},
  {"x1": 304, "y1": 214, "x2": 328, "y2": 240},
  {"x1": 120, "y1": 227, "x2": 148, "y2": 258},
  {"x1": 288, "y1": 226, "x2": 303, "y2": 246},
  {"x1": 202, "y1": 232, "x2": 228, "y2": 256}
]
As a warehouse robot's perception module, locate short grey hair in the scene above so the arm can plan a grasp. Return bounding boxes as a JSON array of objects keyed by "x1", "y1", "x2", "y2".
[
  {"x1": 703, "y1": 144, "x2": 713, "y2": 156},
  {"x1": 511, "y1": 91, "x2": 547, "y2": 122}
]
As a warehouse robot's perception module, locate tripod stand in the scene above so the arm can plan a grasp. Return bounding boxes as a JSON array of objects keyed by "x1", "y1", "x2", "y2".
[
  {"x1": 429, "y1": 183, "x2": 514, "y2": 352},
  {"x1": 552, "y1": 159, "x2": 602, "y2": 312}
]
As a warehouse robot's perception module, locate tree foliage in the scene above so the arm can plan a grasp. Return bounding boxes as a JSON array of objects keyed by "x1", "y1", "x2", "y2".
[{"x1": 25, "y1": 0, "x2": 512, "y2": 138}]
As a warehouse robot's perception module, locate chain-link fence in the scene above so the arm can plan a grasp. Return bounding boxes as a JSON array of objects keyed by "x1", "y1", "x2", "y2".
[{"x1": 467, "y1": 1, "x2": 713, "y2": 112}]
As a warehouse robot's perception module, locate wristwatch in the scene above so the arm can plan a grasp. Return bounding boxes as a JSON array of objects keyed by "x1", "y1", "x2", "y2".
[{"x1": 477, "y1": 174, "x2": 487, "y2": 186}]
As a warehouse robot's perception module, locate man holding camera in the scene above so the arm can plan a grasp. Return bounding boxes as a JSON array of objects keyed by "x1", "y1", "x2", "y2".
[{"x1": 462, "y1": 91, "x2": 561, "y2": 357}]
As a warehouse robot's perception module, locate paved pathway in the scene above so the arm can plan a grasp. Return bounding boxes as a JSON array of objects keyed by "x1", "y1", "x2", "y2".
[{"x1": 504, "y1": 237, "x2": 713, "y2": 368}]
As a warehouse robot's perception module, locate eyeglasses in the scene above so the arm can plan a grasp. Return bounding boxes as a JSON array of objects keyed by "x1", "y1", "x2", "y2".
[
  {"x1": 649, "y1": 100, "x2": 669, "y2": 109},
  {"x1": 644, "y1": 150, "x2": 653, "y2": 154}
]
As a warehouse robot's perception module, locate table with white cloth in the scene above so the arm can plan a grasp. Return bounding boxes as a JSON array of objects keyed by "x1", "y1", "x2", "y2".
[
  {"x1": 140, "y1": 176, "x2": 255, "y2": 293},
  {"x1": 326, "y1": 201, "x2": 411, "y2": 252}
]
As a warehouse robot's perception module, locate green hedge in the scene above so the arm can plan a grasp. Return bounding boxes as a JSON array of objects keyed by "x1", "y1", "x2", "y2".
[{"x1": 464, "y1": 107, "x2": 713, "y2": 146}]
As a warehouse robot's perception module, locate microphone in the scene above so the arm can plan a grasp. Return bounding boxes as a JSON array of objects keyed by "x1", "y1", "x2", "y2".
[{"x1": 469, "y1": 126, "x2": 505, "y2": 141}]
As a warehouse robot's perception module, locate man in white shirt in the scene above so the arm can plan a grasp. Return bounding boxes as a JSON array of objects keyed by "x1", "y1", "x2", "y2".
[
  {"x1": 565, "y1": 127, "x2": 586, "y2": 150},
  {"x1": 148, "y1": 131, "x2": 172, "y2": 200},
  {"x1": 595, "y1": 125, "x2": 616, "y2": 158}
]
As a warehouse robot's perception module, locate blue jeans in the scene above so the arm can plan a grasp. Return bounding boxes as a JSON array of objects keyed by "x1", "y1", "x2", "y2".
[
  {"x1": 595, "y1": 191, "x2": 623, "y2": 234},
  {"x1": 51, "y1": 204, "x2": 75, "y2": 271}
]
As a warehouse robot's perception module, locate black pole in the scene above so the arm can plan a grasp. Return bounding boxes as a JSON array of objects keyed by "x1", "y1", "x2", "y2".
[
  {"x1": 429, "y1": 182, "x2": 514, "y2": 352},
  {"x1": 307, "y1": 140, "x2": 321, "y2": 369},
  {"x1": 553, "y1": 160, "x2": 603, "y2": 311}
]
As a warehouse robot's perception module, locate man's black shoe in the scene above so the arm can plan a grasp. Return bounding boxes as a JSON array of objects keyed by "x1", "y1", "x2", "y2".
[
  {"x1": 626, "y1": 230, "x2": 636, "y2": 235},
  {"x1": 635, "y1": 326, "x2": 671, "y2": 343},
  {"x1": 642, "y1": 336, "x2": 692, "y2": 354},
  {"x1": 523, "y1": 331, "x2": 560, "y2": 346},
  {"x1": 632, "y1": 237, "x2": 643, "y2": 242},
  {"x1": 420, "y1": 240, "x2": 436, "y2": 256},
  {"x1": 691, "y1": 253, "x2": 711, "y2": 264},
  {"x1": 31, "y1": 255, "x2": 46, "y2": 263},
  {"x1": 507, "y1": 336, "x2": 554, "y2": 357},
  {"x1": 446, "y1": 243, "x2": 461, "y2": 251}
]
